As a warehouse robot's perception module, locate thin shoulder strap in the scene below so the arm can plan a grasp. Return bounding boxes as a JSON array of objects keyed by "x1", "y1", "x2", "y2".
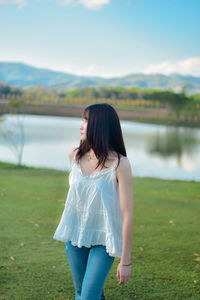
[
  {"x1": 73, "y1": 148, "x2": 78, "y2": 158},
  {"x1": 120, "y1": 156, "x2": 128, "y2": 161},
  {"x1": 114, "y1": 155, "x2": 128, "y2": 169},
  {"x1": 72, "y1": 148, "x2": 78, "y2": 165}
]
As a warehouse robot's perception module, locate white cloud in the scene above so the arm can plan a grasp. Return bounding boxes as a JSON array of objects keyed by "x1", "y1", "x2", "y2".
[
  {"x1": 0, "y1": 0, "x2": 26, "y2": 8},
  {"x1": 78, "y1": 0, "x2": 110, "y2": 10},
  {"x1": 60, "y1": 0, "x2": 110, "y2": 10},
  {"x1": 58, "y1": 0, "x2": 72, "y2": 5},
  {"x1": 145, "y1": 57, "x2": 200, "y2": 77},
  {"x1": 62, "y1": 64, "x2": 114, "y2": 77},
  {"x1": 0, "y1": 0, "x2": 110, "y2": 9}
]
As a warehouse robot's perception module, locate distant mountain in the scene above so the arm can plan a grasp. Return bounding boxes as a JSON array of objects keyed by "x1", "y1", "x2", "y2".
[{"x1": 0, "y1": 62, "x2": 200, "y2": 94}]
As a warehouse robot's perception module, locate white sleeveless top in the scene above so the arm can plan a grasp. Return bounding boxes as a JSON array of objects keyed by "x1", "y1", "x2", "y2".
[{"x1": 53, "y1": 150, "x2": 128, "y2": 258}]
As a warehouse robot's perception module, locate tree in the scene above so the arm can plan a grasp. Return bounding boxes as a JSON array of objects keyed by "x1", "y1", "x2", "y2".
[{"x1": 0, "y1": 100, "x2": 25, "y2": 166}]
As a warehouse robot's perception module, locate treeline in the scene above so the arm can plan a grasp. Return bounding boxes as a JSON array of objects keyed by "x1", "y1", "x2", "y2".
[
  {"x1": 0, "y1": 84, "x2": 23, "y2": 98},
  {"x1": 1, "y1": 83, "x2": 200, "y2": 121},
  {"x1": 1, "y1": 83, "x2": 200, "y2": 102}
]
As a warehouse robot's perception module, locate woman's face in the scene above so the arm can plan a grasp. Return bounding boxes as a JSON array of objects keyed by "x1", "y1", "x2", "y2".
[{"x1": 80, "y1": 117, "x2": 88, "y2": 140}]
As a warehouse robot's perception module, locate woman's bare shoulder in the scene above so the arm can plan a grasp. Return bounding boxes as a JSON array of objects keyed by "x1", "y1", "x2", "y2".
[
  {"x1": 118, "y1": 156, "x2": 131, "y2": 174},
  {"x1": 68, "y1": 146, "x2": 78, "y2": 164},
  {"x1": 68, "y1": 146, "x2": 77, "y2": 155},
  {"x1": 114, "y1": 153, "x2": 129, "y2": 169}
]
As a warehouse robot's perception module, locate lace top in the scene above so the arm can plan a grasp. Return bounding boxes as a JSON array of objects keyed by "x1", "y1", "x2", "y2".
[{"x1": 53, "y1": 149, "x2": 128, "y2": 258}]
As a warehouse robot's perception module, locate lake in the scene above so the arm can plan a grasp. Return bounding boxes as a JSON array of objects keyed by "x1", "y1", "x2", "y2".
[{"x1": 0, "y1": 114, "x2": 199, "y2": 181}]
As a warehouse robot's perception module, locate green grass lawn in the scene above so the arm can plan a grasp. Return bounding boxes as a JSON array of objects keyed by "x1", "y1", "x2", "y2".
[{"x1": 0, "y1": 161, "x2": 199, "y2": 300}]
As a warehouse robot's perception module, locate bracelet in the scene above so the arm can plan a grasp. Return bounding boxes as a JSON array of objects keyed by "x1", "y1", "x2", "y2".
[{"x1": 120, "y1": 262, "x2": 131, "y2": 266}]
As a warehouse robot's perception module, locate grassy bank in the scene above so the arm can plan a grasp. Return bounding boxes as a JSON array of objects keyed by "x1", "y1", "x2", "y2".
[
  {"x1": 0, "y1": 161, "x2": 200, "y2": 299},
  {"x1": 1, "y1": 102, "x2": 200, "y2": 128}
]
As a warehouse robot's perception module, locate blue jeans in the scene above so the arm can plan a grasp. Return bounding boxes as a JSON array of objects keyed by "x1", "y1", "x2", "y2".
[{"x1": 65, "y1": 241, "x2": 115, "y2": 300}]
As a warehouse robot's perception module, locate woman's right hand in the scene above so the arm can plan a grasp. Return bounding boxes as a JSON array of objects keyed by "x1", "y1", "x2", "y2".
[{"x1": 116, "y1": 263, "x2": 131, "y2": 284}]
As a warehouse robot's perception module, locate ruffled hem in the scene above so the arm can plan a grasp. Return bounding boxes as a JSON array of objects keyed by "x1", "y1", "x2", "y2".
[{"x1": 53, "y1": 225, "x2": 122, "y2": 258}]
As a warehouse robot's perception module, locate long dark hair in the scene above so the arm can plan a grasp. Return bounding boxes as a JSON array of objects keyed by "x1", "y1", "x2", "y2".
[{"x1": 75, "y1": 103, "x2": 127, "y2": 171}]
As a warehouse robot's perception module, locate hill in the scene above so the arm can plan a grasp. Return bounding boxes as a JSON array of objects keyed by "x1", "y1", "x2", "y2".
[{"x1": 0, "y1": 62, "x2": 200, "y2": 94}]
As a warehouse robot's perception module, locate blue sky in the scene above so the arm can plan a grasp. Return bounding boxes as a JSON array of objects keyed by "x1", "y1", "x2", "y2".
[{"x1": 0, "y1": 0, "x2": 200, "y2": 77}]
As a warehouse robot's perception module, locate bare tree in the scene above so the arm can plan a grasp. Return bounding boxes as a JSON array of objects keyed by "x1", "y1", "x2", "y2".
[{"x1": 0, "y1": 100, "x2": 25, "y2": 167}]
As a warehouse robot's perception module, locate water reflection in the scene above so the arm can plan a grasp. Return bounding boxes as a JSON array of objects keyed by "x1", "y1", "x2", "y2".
[
  {"x1": 0, "y1": 114, "x2": 200, "y2": 181},
  {"x1": 148, "y1": 127, "x2": 198, "y2": 168}
]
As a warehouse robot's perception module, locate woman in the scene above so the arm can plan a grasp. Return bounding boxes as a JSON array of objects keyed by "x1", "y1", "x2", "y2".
[{"x1": 53, "y1": 103, "x2": 134, "y2": 300}]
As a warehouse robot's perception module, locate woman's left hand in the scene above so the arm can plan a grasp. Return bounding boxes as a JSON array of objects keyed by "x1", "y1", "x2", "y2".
[{"x1": 116, "y1": 263, "x2": 131, "y2": 284}]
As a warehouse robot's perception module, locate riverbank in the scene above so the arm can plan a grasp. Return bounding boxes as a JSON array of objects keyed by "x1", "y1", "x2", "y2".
[
  {"x1": 0, "y1": 161, "x2": 199, "y2": 299},
  {"x1": 1, "y1": 101, "x2": 200, "y2": 128}
]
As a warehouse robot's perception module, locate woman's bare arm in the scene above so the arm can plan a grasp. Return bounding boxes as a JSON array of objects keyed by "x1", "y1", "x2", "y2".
[{"x1": 117, "y1": 158, "x2": 134, "y2": 264}]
